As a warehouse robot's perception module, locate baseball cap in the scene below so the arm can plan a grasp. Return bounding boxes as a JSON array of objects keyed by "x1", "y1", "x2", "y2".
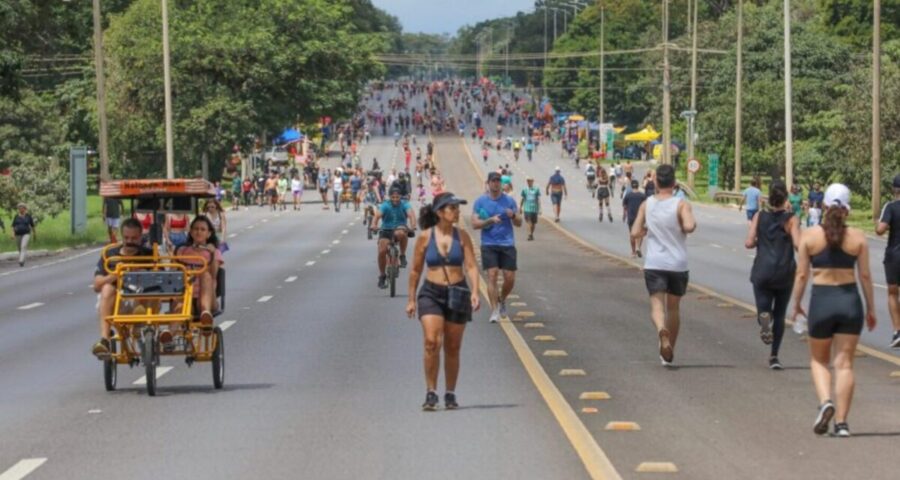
[
  {"x1": 433, "y1": 193, "x2": 468, "y2": 210},
  {"x1": 487, "y1": 172, "x2": 502, "y2": 182},
  {"x1": 526, "y1": 176, "x2": 534, "y2": 181},
  {"x1": 823, "y1": 183, "x2": 851, "y2": 211},
  {"x1": 555, "y1": 166, "x2": 561, "y2": 171},
  {"x1": 893, "y1": 174, "x2": 900, "y2": 189}
]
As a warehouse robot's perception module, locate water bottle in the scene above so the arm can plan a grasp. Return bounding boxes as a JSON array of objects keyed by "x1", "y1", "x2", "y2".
[{"x1": 792, "y1": 313, "x2": 808, "y2": 335}]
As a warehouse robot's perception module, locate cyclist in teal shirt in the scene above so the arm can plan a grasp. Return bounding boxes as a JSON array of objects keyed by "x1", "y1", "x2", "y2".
[{"x1": 371, "y1": 188, "x2": 416, "y2": 289}]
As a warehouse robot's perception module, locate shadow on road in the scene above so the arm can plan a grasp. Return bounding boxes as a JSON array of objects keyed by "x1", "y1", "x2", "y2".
[
  {"x1": 110, "y1": 383, "x2": 275, "y2": 396},
  {"x1": 667, "y1": 364, "x2": 735, "y2": 370},
  {"x1": 454, "y1": 403, "x2": 520, "y2": 411}
]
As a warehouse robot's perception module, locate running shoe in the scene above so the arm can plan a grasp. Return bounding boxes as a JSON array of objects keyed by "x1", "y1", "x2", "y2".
[
  {"x1": 759, "y1": 311, "x2": 774, "y2": 345},
  {"x1": 599, "y1": 214, "x2": 603, "y2": 222},
  {"x1": 444, "y1": 392, "x2": 459, "y2": 410},
  {"x1": 527, "y1": 234, "x2": 534, "y2": 241},
  {"x1": 636, "y1": 250, "x2": 642, "y2": 258},
  {"x1": 422, "y1": 391, "x2": 439, "y2": 411},
  {"x1": 813, "y1": 400, "x2": 835, "y2": 435},
  {"x1": 498, "y1": 301, "x2": 508, "y2": 319},
  {"x1": 378, "y1": 275, "x2": 387, "y2": 289},
  {"x1": 658, "y1": 329, "x2": 674, "y2": 364},
  {"x1": 659, "y1": 355, "x2": 674, "y2": 368},
  {"x1": 769, "y1": 356, "x2": 783, "y2": 370},
  {"x1": 400, "y1": 255, "x2": 408, "y2": 268},
  {"x1": 91, "y1": 338, "x2": 110, "y2": 359},
  {"x1": 608, "y1": 213, "x2": 613, "y2": 222},
  {"x1": 891, "y1": 330, "x2": 900, "y2": 349},
  {"x1": 834, "y1": 422, "x2": 851, "y2": 437},
  {"x1": 489, "y1": 307, "x2": 500, "y2": 323}
]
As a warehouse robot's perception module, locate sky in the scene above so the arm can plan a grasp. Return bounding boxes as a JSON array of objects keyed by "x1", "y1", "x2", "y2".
[{"x1": 372, "y1": 0, "x2": 536, "y2": 35}]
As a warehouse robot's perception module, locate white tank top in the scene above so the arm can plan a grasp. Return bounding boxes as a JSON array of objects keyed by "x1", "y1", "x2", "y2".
[{"x1": 643, "y1": 196, "x2": 688, "y2": 272}]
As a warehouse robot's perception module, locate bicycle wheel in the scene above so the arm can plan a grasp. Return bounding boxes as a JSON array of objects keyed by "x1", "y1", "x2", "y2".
[
  {"x1": 142, "y1": 328, "x2": 157, "y2": 396},
  {"x1": 212, "y1": 326, "x2": 225, "y2": 389},
  {"x1": 103, "y1": 336, "x2": 117, "y2": 392}
]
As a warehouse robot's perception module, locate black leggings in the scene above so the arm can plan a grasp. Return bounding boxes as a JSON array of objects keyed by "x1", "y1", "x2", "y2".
[{"x1": 752, "y1": 283, "x2": 792, "y2": 356}]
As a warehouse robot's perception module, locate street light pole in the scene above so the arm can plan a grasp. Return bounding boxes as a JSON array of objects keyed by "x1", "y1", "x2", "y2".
[
  {"x1": 543, "y1": 5, "x2": 548, "y2": 98},
  {"x1": 783, "y1": 0, "x2": 793, "y2": 189},
  {"x1": 91, "y1": 0, "x2": 110, "y2": 181},
  {"x1": 599, "y1": 2, "x2": 604, "y2": 124},
  {"x1": 662, "y1": 0, "x2": 672, "y2": 165},
  {"x1": 688, "y1": 0, "x2": 699, "y2": 187},
  {"x1": 161, "y1": 0, "x2": 175, "y2": 179},
  {"x1": 872, "y1": 0, "x2": 882, "y2": 220},
  {"x1": 734, "y1": 0, "x2": 743, "y2": 190},
  {"x1": 553, "y1": 8, "x2": 558, "y2": 41}
]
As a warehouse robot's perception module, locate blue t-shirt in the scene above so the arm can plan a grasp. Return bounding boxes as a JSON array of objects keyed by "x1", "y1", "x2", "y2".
[
  {"x1": 549, "y1": 173, "x2": 566, "y2": 186},
  {"x1": 808, "y1": 190, "x2": 825, "y2": 209},
  {"x1": 474, "y1": 193, "x2": 518, "y2": 247},
  {"x1": 743, "y1": 186, "x2": 761, "y2": 211},
  {"x1": 379, "y1": 200, "x2": 411, "y2": 230}
]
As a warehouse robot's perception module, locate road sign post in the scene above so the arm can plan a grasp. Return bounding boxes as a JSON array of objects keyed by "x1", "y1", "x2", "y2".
[
  {"x1": 707, "y1": 153, "x2": 719, "y2": 199},
  {"x1": 70, "y1": 147, "x2": 88, "y2": 234}
]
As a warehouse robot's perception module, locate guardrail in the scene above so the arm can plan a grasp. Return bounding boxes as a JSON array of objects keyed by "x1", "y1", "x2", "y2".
[{"x1": 713, "y1": 191, "x2": 768, "y2": 207}]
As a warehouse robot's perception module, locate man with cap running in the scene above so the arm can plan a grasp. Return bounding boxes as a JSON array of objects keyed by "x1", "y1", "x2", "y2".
[
  {"x1": 876, "y1": 173, "x2": 900, "y2": 348},
  {"x1": 473, "y1": 171, "x2": 522, "y2": 322},
  {"x1": 545, "y1": 167, "x2": 567, "y2": 223}
]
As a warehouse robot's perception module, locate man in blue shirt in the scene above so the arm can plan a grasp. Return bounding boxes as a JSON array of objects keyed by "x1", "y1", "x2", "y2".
[
  {"x1": 740, "y1": 178, "x2": 762, "y2": 222},
  {"x1": 372, "y1": 188, "x2": 416, "y2": 289},
  {"x1": 473, "y1": 172, "x2": 522, "y2": 323}
]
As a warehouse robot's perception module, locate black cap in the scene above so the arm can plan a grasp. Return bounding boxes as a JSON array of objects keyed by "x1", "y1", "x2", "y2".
[
  {"x1": 487, "y1": 172, "x2": 502, "y2": 182},
  {"x1": 433, "y1": 193, "x2": 468, "y2": 210},
  {"x1": 893, "y1": 174, "x2": 900, "y2": 189}
]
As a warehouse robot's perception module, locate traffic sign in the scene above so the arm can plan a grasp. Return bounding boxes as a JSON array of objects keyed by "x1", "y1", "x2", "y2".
[
  {"x1": 687, "y1": 159, "x2": 700, "y2": 174},
  {"x1": 708, "y1": 154, "x2": 720, "y2": 187}
]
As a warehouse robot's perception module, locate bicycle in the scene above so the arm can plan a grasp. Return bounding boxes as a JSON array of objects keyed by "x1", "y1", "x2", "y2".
[{"x1": 372, "y1": 226, "x2": 412, "y2": 298}]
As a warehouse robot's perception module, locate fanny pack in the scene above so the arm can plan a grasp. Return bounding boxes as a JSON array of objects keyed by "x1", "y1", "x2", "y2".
[{"x1": 439, "y1": 235, "x2": 471, "y2": 314}]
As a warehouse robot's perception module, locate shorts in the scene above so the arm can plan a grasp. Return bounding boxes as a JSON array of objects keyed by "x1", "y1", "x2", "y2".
[
  {"x1": 481, "y1": 245, "x2": 517, "y2": 271},
  {"x1": 105, "y1": 217, "x2": 121, "y2": 229},
  {"x1": 267, "y1": 188, "x2": 278, "y2": 198},
  {"x1": 292, "y1": 189, "x2": 302, "y2": 198},
  {"x1": 808, "y1": 284, "x2": 864, "y2": 339},
  {"x1": 168, "y1": 231, "x2": 188, "y2": 248},
  {"x1": 597, "y1": 187, "x2": 610, "y2": 199},
  {"x1": 524, "y1": 212, "x2": 538, "y2": 224},
  {"x1": 746, "y1": 209, "x2": 758, "y2": 221},
  {"x1": 379, "y1": 228, "x2": 407, "y2": 241},
  {"x1": 319, "y1": 187, "x2": 328, "y2": 194},
  {"x1": 885, "y1": 260, "x2": 900, "y2": 286},
  {"x1": 417, "y1": 281, "x2": 472, "y2": 324},
  {"x1": 550, "y1": 191, "x2": 563, "y2": 206},
  {"x1": 644, "y1": 269, "x2": 689, "y2": 296}
]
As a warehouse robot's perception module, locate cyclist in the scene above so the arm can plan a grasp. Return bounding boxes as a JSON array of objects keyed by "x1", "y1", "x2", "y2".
[{"x1": 371, "y1": 188, "x2": 417, "y2": 289}]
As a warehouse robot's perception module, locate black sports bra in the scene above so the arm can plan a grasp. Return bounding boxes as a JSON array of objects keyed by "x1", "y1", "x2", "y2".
[{"x1": 811, "y1": 246, "x2": 857, "y2": 269}]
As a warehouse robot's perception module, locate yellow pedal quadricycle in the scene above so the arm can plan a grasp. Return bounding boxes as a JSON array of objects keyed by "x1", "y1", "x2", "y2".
[{"x1": 99, "y1": 179, "x2": 226, "y2": 396}]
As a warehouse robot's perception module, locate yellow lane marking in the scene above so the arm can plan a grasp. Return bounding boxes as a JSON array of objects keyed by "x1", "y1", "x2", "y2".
[
  {"x1": 534, "y1": 335, "x2": 557, "y2": 341},
  {"x1": 544, "y1": 350, "x2": 569, "y2": 357},
  {"x1": 605, "y1": 422, "x2": 641, "y2": 431},
  {"x1": 560, "y1": 369, "x2": 587, "y2": 376},
  {"x1": 890, "y1": 371, "x2": 900, "y2": 377},
  {"x1": 510, "y1": 302, "x2": 528, "y2": 307},
  {"x1": 506, "y1": 294, "x2": 521, "y2": 299},
  {"x1": 582, "y1": 407, "x2": 599, "y2": 414},
  {"x1": 855, "y1": 350, "x2": 867, "y2": 358},
  {"x1": 635, "y1": 462, "x2": 678, "y2": 473},
  {"x1": 716, "y1": 303, "x2": 734, "y2": 308},
  {"x1": 524, "y1": 322, "x2": 545, "y2": 329},
  {"x1": 448, "y1": 134, "x2": 623, "y2": 480},
  {"x1": 516, "y1": 311, "x2": 536, "y2": 318},
  {"x1": 580, "y1": 392, "x2": 611, "y2": 400}
]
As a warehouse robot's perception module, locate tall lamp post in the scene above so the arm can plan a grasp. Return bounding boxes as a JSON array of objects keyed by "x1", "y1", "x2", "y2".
[
  {"x1": 688, "y1": 0, "x2": 699, "y2": 187},
  {"x1": 783, "y1": 0, "x2": 793, "y2": 189},
  {"x1": 90, "y1": 0, "x2": 110, "y2": 181},
  {"x1": 661, "y1": 0, "x2": 672, "y2": 165},
  {"x1": 872, "y1": 0, "x2": 882, "y2": 219},
  {"x1": 734, "y1": 0, "x2": 744, "y2": 190},
  {"x1": 162, "y1": 0, "x2": 175, "y2": 179}
]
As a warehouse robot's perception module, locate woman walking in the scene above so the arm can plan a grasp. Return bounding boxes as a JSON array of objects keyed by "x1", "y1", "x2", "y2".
[
  {"x1": 790, "y1": 184, "x2": 876, "y2": 437},
  {"x1": 11, "y1": 203, "x2": 36, "y2": 267},
  {"x1": 745, "y1": 181, "x2": 800, "y2": 370},
  {"x1": 406, "y1": 192, "x2": 480, "y2": 411},
  {"x1": 203, "y1": 200, "x2": 228, "y2": 252}
]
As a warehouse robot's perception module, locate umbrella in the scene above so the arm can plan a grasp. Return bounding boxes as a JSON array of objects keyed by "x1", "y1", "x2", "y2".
[
  {"x1": 568, "y1": 114, "x2": 585, "y2": 121},
  {"x1": 624, "y1": 125, "x2": 661, "y2": 142},
  {"x1": 275, "y1": 128, "x2": 304, "y2": 145}
]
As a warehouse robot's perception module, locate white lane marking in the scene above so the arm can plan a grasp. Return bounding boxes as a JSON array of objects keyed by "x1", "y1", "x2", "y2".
[
  {"x1": 332, "y1": 240, "x2": 340, "y2": 245},
  {"x1": 0, "y1": 246, "x2": 103, "y2": 278},
  {"x1": 246, "y1": 225, "x2": 254, "y2": 230},
  {"x1": 321, "y1": 249, "x2": 330, "y2": 254},
  {"x1": 262, "y1": 219, "x2": 269, "y2": 223},
  {"x1": 306, "y1": 261, "x2": 316, "y2": 266},
  {"x1": 133, "y1": 366, "x2": 174, "y2": 386},
  {"x1": 285, "y1": 276, "x2": 298, "y2": 283},
  {"x1": 349, "y1": 223, "x2": 355, "y2": 227},
  {"x1": 341, "y1": 230, "x2": 349, "y2": 235},
  {"x1": 218, "y1": 320, "x2": 236, "y2": 331},
  {"x1": 17, "y1": 302, "x2": 43, "y2": 311},
  {"x1": 88, "y1": 409, "x2": 102, "y2": 414},
  {"x1": 710, "y1": 243, "x2": 724, "y2": 249},
  {"x1": 228, "y1": 233, "x2": 237, "y2": 238},
  {"x1": 0, "y1": 458, "x2": 47, "y2": 480},
  {"x1": 257, "y1": 295, "x2": 273, "y2": 303},
  {"x1": 875, "y1": 283, "x2": 887, "y2": 290}
]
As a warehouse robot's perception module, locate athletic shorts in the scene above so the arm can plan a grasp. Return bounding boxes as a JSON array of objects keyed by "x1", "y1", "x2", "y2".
[
  {"x1": 292, "y1": 190, "x2": 302, "y2": 198},
  {"x1": 524, "y1": 212, "x2": 538, "y2": 224},
  {"x1": 319, "y1": 187, "x2": 328, "y2": 194},
  {"x1": 379, "y1": 228, "x2": 407, "y2": 241},
  {"x1": 885, "y1": 260, "x2": 900, "y2": 286},
  {"x1": 105, "y1": 217, "x2": 121, "y2": 229},
  {"x1": 746, "y1": 209, "x2": 758, "y2": 221},
  {"x1": 808, "y1": 284, "x2": 863, "y2": 339},
  {"x1": 644, "y1": 269, "x2": 689, "y2": 296},
  {"x1": 550, "y1": 191, "x2": 563, "y2": 205},
  {"x1": 481, "y1": 245, "x2": 517, "y2": 271},
  {"x1": 267, "y1": 188, "x2": 278, "y2": 198},
  {"x1": 597, "y1": 187, "x2": 610, "y2": 199},
  {"x1": 417, "y1": 281, "x2": 472, "y2": 324}
]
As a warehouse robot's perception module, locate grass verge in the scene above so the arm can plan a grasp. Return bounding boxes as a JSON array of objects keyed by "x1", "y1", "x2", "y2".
[{"x1": 0, "y1": 195, "x2": 108, "y2": 253}]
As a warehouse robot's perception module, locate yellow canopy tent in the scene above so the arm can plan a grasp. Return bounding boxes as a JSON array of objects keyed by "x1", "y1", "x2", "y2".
[
  {"x1": 624, "y1": 125, "x2": 661, "y2": 142},
  {"x1": 568, "y1": 114, "x2": 585, "y2": 121}
]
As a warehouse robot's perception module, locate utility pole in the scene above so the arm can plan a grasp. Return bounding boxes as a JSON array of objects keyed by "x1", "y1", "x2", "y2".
[
  {"x1": 162, "y1": 0, "x2": 175, "y2": 179},
  {"x1": 91, "y1": 0, "x2": 110, "y2": 181},
  {"x1": 662, "y1": 0, "x2": 672, "y2": 165},
  {"x1": 543, "y1": 5, "x2": 548, "y2": 98},
  {"x1": 599, "y1": 3, "x2": 604, "y2": 123},
  {"x1": 563, "y1": 9, "x2": 568, "y2": 34},
  {"x1": 872, "y1": 0, "x2": 882, "y2": 220},
  {"x1": 734, "y1": 0, "x2": 743, "y2": 190},
  {"x1": 783, "y1": 0, "x2": 793, "y2": 189},
  {"x1": 687, "y1": 0, "x2": 699, "y2": 187},
  {"x1": 553, "y1": 8, "x2": 558, "y2": 41}
]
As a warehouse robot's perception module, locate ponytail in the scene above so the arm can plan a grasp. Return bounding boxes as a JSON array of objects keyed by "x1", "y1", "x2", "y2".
[
  {"x1": 822, "y1": 207, "x2": 848, "y2": 249},
  {"x1": 419, "y1": 203, "x2": 439, "y2": 230}
]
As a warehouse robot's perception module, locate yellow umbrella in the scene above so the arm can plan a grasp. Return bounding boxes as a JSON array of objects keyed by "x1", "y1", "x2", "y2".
[
  {"x1": 613, "y1": 126, "x2": 626, "y2": 134},
  {"x1": 624, "y1": 125, "x2": 661, "y2": 142},
  {"x1": 568, "y1": 114, "x2": 585, "y2": 121}
]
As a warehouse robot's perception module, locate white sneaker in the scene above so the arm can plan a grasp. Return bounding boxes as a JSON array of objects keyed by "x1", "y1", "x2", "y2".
[
  {"x1": 498, "y1": 301, "x2": 508, "y2": 319},
  {"x1": 489, "y1": 308, "x2": 500, "y2": 323}
]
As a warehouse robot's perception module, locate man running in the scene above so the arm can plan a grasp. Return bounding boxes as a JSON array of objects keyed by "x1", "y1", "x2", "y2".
[
  {"x1": 520, "y1": 176, "x2": 541, "y2": 241},
  {"x1": 317, "y1": 169, "x2": 330, "y2": 209},
  {"x1": 876, "y1": 174, "x2": 900, "y2": 348},
  {"x1": 473, "y1": 172, "x2": 522, "y2": 323},
  {"x1": 545, "y1": 167, "x2": 567, "y2": 223},
  {"x1": 740, "y1": 178, "x2": 762, "y2": 222},
  {"x1": 623, "y1": 179, "x2": 646, "y2": 257},
  {"x1": 630, "y1": 164, "x2": 697, "y2": 367},
  {"x1": 371, "y1": 188, "x2": 416, "y2": 289}
]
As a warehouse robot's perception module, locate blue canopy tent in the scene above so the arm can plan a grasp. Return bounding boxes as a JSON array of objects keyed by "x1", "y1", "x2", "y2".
[{"x1": 274, "y1": 128, "x2": 304, "y2": 146}]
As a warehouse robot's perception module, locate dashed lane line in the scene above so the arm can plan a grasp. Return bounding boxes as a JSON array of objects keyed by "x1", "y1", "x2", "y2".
[
  {"x1": 133, "y1": 366, "x2": 174, "y2": 386},
  {"x1": 332, "y1": 240, "x2": 341, "y2": 245},
  {"x1": 218, "y1": 320, "x2": 236, "y2": 332},
  {"x1": 17, "y1": 302, "x2": 43, "y2": 310},
  {"x1": 257, "y1": 295, "x2": 273, "y2": 303},
  {"x1": 342, "y1": 230, "x2": 349, "y2": 234},
  {"x1": 228, "y1": 234, "x2": 237, "y2": 238},
  {"x1": 321, "y1": 249, "x2": 330, "y2": 254},
  {"x1": 0, "y1": 458, "x2": 47, "y2": 480},
  {"x1": 285, "y1": 276, "x2": 298, "y2": 283},
  {"x1": 306, "y1": 261, "x2": 316, "y2": 266}
]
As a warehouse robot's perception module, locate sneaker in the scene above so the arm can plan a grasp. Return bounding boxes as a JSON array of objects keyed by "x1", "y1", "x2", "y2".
[
  {"x1": 528, "y1": 234, "x2": 534, "y2": 241},
  {"x1": 768, "y1": 356, "x2": 783, "y2": 370},
  {"x1": 636, "y1": 250, "x2": 642, "y2": 258},
  {"x1": 377, "y1": 275, "x2": 387, "y2": 289},
  {"x1": 891, "y1": 331, "x2": 900, "y2": 349},
  {"x1": 444, "y1": 392, "x2": 459, "y2": 410},
  {"x1": 160, "y1": 330, "x2": 175, "y2": 353},
  {"x1": 834, "y1": 422, "x2": 851, "y2": 437},
  {"x1": 92, "y1": 338, "x2": 110, "y2": 359},
  {"x1": 759, "y1": 312, "x2": 774, "y2": 345},
  {"x1": 489, "y1": 308, "x2": 500, "y2": 323},
  {"x1": 814, "y1": 401, "x2": 835, "y2": 435},
  {"x1": 608, "y1": 213, "x2": 613, "y2": 222},
  {"x1": 498, "y1": 301, "x2": 508, "y2": 319},
  {"x1": 400, "y1": 255, "x2": 408, "y2": 268},
  {"x1": 658, "y1": 329, "x2": 674, "y2": 364},
  {"x1": 599, "y1": 214, "x2": 603, "y2": 222},
  {"x1": 659, "y1": 355, "x2": 674, "y2": 368},
  {"x1": 422, "y1": 391, "x2": 439, "y2": 411},
  {"x1": 19, "y1": 261, "x2": 24, "y2": 267}
]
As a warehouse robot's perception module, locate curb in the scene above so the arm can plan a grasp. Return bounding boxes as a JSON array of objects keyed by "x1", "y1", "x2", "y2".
[{"x1": 0, "y1": 243, "x2": 103, "y2": 262}]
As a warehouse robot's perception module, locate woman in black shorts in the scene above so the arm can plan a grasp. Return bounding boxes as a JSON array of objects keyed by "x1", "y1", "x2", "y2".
[
  {"x1": 596, "y1": 167, "x2": 612, "y2": 222},
  {"x1": 790, "y1": 183, "x2": 876, "y2": 437},
  {"x1": 406, "y1": 192, "x2": 481, "y2": 411}
]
